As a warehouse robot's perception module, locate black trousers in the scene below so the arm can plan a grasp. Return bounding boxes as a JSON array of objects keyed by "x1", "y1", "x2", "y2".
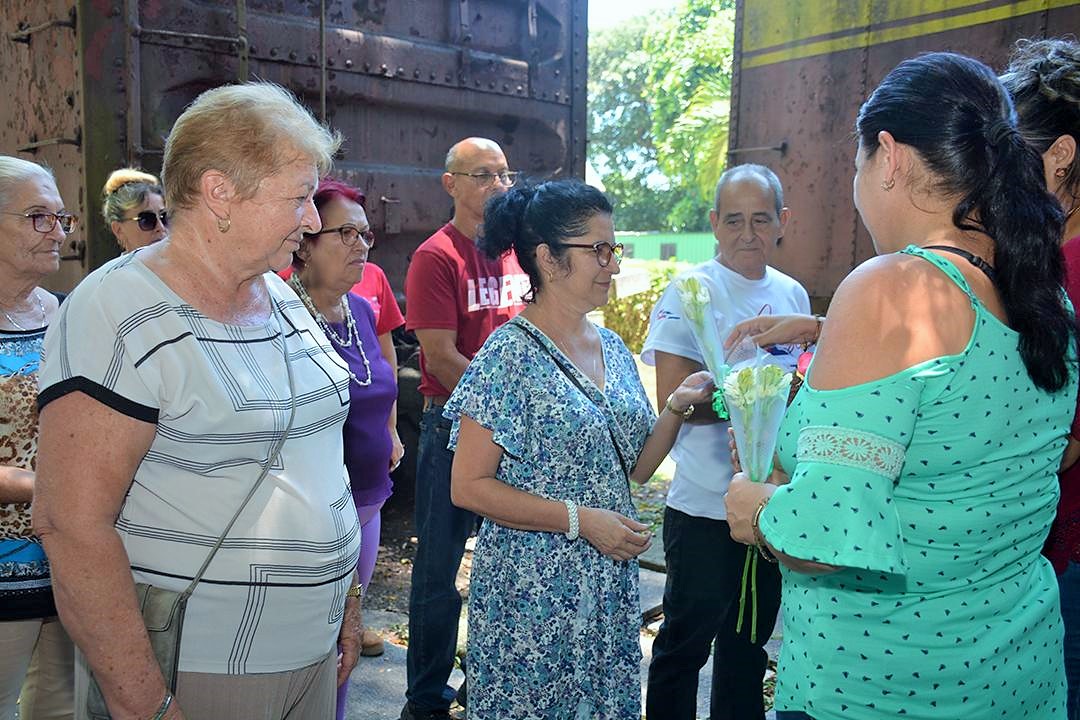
[{"x1": 646, "y1": 506, "x2": 782, "y2": 720}]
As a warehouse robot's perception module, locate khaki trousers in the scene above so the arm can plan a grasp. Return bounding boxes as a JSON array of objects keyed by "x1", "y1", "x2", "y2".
[
  {"x1": 0, "y1": 617, "x2": 74, "y2": 720},
  {"x1": 75, "y1": 649, "x2": 337, "y2": 720}
]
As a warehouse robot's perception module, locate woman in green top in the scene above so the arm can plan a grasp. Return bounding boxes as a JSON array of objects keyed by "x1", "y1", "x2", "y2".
[{"x1": 725, "y1": 53, "x2": 1078, "y2": 720}]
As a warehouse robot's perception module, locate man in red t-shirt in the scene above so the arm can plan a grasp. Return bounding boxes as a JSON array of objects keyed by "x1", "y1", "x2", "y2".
[{"x1": 401, "y1": 137, "x2": 528, "y2": 720}]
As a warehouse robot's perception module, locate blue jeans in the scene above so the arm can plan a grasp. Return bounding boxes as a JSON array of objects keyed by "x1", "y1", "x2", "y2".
[
  {"x1": 404, "y1": 406, "x2": 476, "y2": 712},
  {"x1": 646, "y1": 507, "x2": 782, "y2": 720},
  {"x1": 1061, "y1": 560, "x2": 1080, "y2": 720}
]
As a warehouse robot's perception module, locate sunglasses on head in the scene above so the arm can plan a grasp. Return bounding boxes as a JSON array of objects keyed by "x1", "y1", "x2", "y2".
[{"x1": 125, "y1": 210, "x2": 168, "y2": 232}]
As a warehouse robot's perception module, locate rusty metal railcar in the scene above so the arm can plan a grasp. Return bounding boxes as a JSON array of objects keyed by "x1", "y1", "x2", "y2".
[
  {"x1": 730, "y1": 0, "x2": 1080, "y2": 308},
  {"x1": 1, "y1": 0, "x2": 587, "y2": 292}
]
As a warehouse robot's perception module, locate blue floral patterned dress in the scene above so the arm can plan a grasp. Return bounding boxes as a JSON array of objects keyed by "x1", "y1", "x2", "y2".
[{"x1": 445, "y1": 315, "x2": 656, "y2": 720}]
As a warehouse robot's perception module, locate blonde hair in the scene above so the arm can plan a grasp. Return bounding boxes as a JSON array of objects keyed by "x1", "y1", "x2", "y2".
[
  {"x1": 162, "y1": 82, "x2": 341, "y2": 210},
  {"x1": 101, "y1": 168, "x2": 162, "y2": 223},
  {"x1": 0, "y1": 156, "x2": 55, "y2": 209}
]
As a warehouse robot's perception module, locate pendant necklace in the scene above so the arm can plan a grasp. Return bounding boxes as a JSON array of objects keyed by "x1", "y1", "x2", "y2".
[
  {"x1": 287, "y1": 274, "x2": 372, "y2": 387},
  {"x1": 0, "y1": 291, "x2": 45, "y2": 331}
]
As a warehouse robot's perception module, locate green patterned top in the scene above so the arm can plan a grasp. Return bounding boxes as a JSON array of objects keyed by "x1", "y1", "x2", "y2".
[{"x1": 763, "y1": 246, "x2": 1074, "y2": 719}]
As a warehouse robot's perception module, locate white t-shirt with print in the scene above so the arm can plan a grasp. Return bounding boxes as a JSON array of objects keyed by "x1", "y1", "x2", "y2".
[{"x1": 641, "y1": 259, "x2": 811, "y2": 521}]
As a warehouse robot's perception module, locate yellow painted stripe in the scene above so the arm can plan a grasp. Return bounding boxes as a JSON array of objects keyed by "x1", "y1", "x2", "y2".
[
  {"x1": 742, "y1": 0, "x2": 1080, "y2": 69},
  {"x1": 743, "y1": 0, "x2": 989, "y2": 54}
]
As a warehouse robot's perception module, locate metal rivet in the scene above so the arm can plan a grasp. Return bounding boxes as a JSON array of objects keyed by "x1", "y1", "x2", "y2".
[
  {"x1": 430, "y1": 71, "x2": 436, "y2": 80},
  {"x1": 414, "y1": 69, "x2": 421, "y2": 78},
  {"x1": 489, "y1": 81, "x2": 496, "y2": 89},
  {"x1": 380, "y1": 64, "x2": 388, "y2": 72},
  {"x1": 270, "y1": 47, "x2": 279, "y2": 57},
  {"x1": 364, "y1": 62, "x2": 371, "y2": 71},
  {"x1": 307, "y1": 53, "x2": 317, "y2": 63},
  {"x1": 345, "y1": 59, "x2": 353, "y2": 68},
  {"x1": 516, "y1": 85, "x2": 524, "y2": 93},
  {"x1": 289, "y1": 51, "x2": 298, "y2": 61},
  {"x1": 327, "y1": 57, "x2": 335, "y2": 66},
  {"x1": 554, "y1": 69, "x2": 560, "y2": 76}
]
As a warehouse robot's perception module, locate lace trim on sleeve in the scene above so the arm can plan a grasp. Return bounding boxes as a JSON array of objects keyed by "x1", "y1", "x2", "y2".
[{"x1": 796, "y1": 425, "x2": 906, "y2": 480}]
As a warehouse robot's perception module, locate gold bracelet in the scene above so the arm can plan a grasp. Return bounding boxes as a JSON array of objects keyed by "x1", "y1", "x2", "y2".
[
  {"x1": 752, "y1": 497, "x2": 778, "y2": 563},
  {"x1": 664, "y1": 392, "x2": 694, "y2": 419}
]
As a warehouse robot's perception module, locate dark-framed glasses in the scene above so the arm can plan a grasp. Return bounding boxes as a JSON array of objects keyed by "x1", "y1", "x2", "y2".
[
  {"x1": 563, "y1": 241, "x2": 625, "y2": 267},
  {"x1": 123, "y1": 210, "x2": 168, "y2": 232},
  {"x1": 305, "y1": 224, "x2": 375, "y2": 248},
  {"x1": 1, "y1": 210, "x2": 78, "y2": 234},
  {"x1": 449, "y1": 171, "x2": 520, "y2": 187}
]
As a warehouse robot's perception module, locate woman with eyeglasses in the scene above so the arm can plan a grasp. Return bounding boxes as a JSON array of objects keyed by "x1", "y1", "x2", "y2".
[
  {"x1": 444, "y1": 179, "x2": 713, "y2": 719},
  {"x1": 0, "y1": 155, "x2": 75, "y2": 719},
  {"x1": 101, "y1": 168, "x2": 167, "y2": 253},
  {"x1": 286, "y1": 177, "x2": 400, "y2": 716}
]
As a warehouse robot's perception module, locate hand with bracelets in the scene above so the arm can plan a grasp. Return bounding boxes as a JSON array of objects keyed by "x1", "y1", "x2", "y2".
[{"x1": 724, "y1": 313, "x2": 825, "y2": 352}]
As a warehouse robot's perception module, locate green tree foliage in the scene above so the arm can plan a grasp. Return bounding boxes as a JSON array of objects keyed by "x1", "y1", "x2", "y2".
[{"x1": 588, "y1": 0, "x2": 735, "y2": 232}]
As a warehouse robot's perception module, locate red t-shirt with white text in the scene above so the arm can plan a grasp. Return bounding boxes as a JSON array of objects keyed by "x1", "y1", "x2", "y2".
[{"x1": 405, "y1": 222, "x2": 528, "y2": 398}]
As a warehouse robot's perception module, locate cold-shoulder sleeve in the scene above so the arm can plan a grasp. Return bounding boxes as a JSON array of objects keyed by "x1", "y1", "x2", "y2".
[
  {"x1": 760, "y1": 378, "x2": 923, "y2": 574},
  {"x1": 444, "y1": 324, "x2": 531, "y2": 459}
]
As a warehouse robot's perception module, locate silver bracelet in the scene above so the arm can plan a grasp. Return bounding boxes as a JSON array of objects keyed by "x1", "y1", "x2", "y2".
[
  {"x1": 563, "y1": 498, "x2": 579, "y2": 541},
  {"x1": 150, "y1": 691, "x2": 173, "y2": 720}
]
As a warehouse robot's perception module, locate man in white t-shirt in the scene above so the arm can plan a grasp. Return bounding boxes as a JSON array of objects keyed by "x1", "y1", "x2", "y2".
[{"x1": 642, "y1": 164, "x2": 811, "y2": 720}]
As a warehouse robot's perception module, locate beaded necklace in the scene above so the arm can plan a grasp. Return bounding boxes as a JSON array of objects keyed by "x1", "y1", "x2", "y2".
[{"x1": 287, "y1": 273, "x2": 372, "y2": 387}]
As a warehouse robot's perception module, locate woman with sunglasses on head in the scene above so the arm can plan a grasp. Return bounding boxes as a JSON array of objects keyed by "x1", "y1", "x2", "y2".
[
  {"x1": 0, "y1": 156, "x2": 76, "y2": 719},
  {"x1": 444, "y1": 179, "x2": 713, "y2": 719},
  {"x1": 286, "y1": 177, "x2": 401, "y2": 718},
  {"x1": 101, "y1": 168, "x2": 167, "y2": 253}
]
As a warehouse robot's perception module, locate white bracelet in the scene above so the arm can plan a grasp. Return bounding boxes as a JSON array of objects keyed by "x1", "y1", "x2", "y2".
[{"x1": 563, "y1": 499, "x2": 579, "y2": 541}]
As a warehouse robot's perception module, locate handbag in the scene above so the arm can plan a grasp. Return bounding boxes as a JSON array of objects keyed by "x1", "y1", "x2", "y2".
[
  {"x1": 512, "y1": 320, "x2": 633, "y2": 483},
  {"x1": 85, "y1": 303, "x2": 298, "y2": 719}
]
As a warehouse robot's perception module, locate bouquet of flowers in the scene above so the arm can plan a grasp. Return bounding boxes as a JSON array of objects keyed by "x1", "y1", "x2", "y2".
[
  {"x1": 674, "y1": 274, "x2": 733, "y2": 418},
  {"x1": 723, "y1": 349, "x2": 792, "y2": 642}
]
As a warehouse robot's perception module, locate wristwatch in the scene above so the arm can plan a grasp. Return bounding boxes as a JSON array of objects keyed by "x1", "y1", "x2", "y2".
[
  {"x1": 665, "y1": 392, "x2": 694, "y2": 419},
  {"x1": 346, "y1": 583, "x2": 363, "y2": 600}
]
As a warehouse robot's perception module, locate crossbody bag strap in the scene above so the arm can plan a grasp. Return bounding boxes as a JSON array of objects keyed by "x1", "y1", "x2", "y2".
[
  {"x1": 178, "y1": 300, "x2": 298, "y2": 600},
  {"x1": 512, "y1": 320, "x2": 633, "y2": 482}
]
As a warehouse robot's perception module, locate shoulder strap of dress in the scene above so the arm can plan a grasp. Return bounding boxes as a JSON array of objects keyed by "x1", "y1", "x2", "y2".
[{"x1": 899, "y1": 245, "x2": 977, "y2": 303}]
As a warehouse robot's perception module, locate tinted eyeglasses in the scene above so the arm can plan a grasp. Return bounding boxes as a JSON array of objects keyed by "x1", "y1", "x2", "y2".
[
  {"x1": 123, "y1": 210, "x2": 168, "y2": 232},
  {"x1": 305, "y1": 224, "x2": 375, "y2": 248},
  {"x1": 562, "y1": 241, "x2": 625, "y2": 267},
  {"x1": 1, "y1": 210, "x2": 78, "y2": 234}
]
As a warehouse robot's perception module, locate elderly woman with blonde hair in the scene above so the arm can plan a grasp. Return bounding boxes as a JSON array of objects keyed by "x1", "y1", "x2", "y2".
[
  {"x1": 101, "y1": 169, "x2": 167, "y2": 252},
  {"x1": 33, "y1": 83, "x2": 362, "y2": 720}
]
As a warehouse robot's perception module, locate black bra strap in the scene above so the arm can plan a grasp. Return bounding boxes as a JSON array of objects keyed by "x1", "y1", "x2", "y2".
[{"x1": 922, "y1": 245, "x2": 996, "y2": 284}]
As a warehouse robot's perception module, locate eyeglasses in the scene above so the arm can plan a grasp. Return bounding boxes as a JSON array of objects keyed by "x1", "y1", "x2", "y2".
[
  {"x1": 305, "y1": 224, "x2": 375, "y2": 248},
  {"x1": 448, "y1": 171, "x2": 520, "y2": 187},
  {"x1": 562, "y1": 241, "x2": 625, "y2": 267},
  {"x1": 0, "y1": 210, "x2": 78, "y2": 234},
  {"x1": 123, "y1": 210, "x2": 168, "y2": 232}
]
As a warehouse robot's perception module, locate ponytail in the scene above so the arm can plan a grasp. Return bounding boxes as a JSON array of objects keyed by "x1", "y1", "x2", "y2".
[
  {"x1": 479, "y1": 180, "x2": 613, "y2": 301},
  {"x1": 858, "y1": 52, "x2": 1074, "y2": 392}
]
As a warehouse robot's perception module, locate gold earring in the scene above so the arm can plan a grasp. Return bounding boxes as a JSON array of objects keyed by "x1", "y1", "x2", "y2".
[
  {"x1": 217, "y1": 216, "x2": 231, "y2": 233},
  {"x1": 1056, "y1": 167, "x2": 1068, "y2": 179},
  {"x1": 881, "y1": 178, "x2": 895, "y2": 191}
]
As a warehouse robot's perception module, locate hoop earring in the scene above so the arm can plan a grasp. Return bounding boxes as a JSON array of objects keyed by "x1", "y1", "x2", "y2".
[
  {"x1": 881, "y1": 178, "x2": 895, "y2": 191},
  {"x1": 217, "y1": 216, "x2": 231, "y2": 233}
]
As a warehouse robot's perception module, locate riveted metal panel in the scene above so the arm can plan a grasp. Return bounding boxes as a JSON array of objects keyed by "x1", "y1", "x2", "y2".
[
  {"x1": 731, "y1": 0, "x2": 1080, "y2": 307},
  {"x1": 0, "y1": 0, "x2": 84, "y2": 291},
  {"x1": 1, "y1": 0, "x2": 586, "y2": 292}
]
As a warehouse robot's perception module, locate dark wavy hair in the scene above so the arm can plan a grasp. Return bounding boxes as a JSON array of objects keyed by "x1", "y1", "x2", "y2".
[
  {"x1": 857, "y1": 52, "x2": 1072, "y2": 391},
  {"x1": 1001, "y1": 37, "x2": 1080, "y2": 206},
  {"x1": 479, "y1": 180, "x2": 613, "y2": 301}
]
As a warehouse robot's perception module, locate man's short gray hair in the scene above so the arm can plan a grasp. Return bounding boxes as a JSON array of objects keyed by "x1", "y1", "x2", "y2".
[{"x1": 713, "y1": 164, "x2": 784, "y2": 216}]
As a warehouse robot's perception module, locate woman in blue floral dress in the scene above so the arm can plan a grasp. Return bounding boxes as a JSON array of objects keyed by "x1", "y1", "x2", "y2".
[{"x1": 445, "y1": 180, "x2": 712, "y2": 719}]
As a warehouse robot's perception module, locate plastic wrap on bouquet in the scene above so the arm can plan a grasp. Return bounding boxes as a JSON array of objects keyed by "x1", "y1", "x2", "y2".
[
  {"x1": 674, "y1": 273, "x2": 733, "y2": 418},
  {"x1": 722, "y1": 345, "x2": 792, "y2": 642}
]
